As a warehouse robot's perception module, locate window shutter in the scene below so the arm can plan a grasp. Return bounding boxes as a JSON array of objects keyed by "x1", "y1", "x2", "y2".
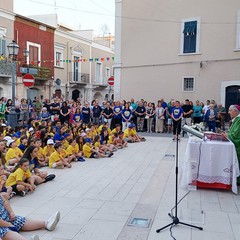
[
  {"x1": 2, "y1": 39, "x2": 6, "y2": 55},
  {"x1": 183, "y1": 21, "x2": 197, "y2": 53}
]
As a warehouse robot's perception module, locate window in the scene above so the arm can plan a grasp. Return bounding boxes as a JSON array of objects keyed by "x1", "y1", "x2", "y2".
[
  {"x1": 0, "y1": 38, "x2": 6, "y2": 56},
  {"x1": 180, "y1": 18, "x2": 200, "y2": 54},
  {"x1": 54, "y1": 43, "x2": 65, "y2": 68},
  {"x1": 236, "y1": 10, "x2": 240, "y2": 49},
  {"x1": 27, "y1": 41, "x2": 41, "y2": 66},
  {"x1": 183, "y1": 77, "x2": 195, "y2": 92},
  {"x1": 73, "y1": 56, "x2": 80, "y2": 81},
  {"x1": 55, "y1": 52, "x2": 62, "y2": 67},
  {"x1": 96, "y1": 62, "x2": 103, "y2": 83}
]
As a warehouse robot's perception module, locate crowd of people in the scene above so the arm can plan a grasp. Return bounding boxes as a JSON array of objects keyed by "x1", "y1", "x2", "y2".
[{"x1": 0, "y1": 95, "x2": 239, "y2": 238}]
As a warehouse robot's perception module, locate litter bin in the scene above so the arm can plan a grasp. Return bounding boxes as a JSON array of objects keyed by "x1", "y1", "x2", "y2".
[{"x1": 7, "y1": 112, "x2": 19, "y2": 128}]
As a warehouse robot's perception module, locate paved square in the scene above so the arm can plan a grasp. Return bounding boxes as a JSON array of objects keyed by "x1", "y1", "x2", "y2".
[{"x1": 10, "y1": 136, "x2": 240, "y2": 240}]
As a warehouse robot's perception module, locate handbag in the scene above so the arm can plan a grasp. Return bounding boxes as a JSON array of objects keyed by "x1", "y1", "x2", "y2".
[{"x1": 145, "y1": 115, "x2": 149, "y2": 119}]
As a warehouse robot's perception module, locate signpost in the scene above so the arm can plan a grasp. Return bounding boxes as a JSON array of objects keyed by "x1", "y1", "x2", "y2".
[
  {"x1": 22, "y1": 74, "x2": 35, "y2": 122},
  {"x1": 108, "y1": 76, "x2": 114, "y2": 86}
]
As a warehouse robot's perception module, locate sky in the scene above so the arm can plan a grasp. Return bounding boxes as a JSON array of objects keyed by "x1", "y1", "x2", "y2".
[{"x1": 14, "y1": 0, "x2": 115, "y2": 36}]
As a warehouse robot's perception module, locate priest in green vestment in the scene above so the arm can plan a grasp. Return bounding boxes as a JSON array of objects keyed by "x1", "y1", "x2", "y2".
[{"x1": 225, "y1": 105, "x2": 240, "y2": 183}]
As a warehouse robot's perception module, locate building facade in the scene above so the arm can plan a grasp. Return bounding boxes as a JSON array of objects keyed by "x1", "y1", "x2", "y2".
[
  {"x1": 0, "y1": 2, "x2": 15, "y2": 98},
  {"x1": 54, "y1": 27, "x2": 114, "y2": 102},
  {"x1": 15, "y1": 15, "x2": 55, "y2": 101},
  {"x1": 115, "y1": 0, "x2": 240, "y2": 109}
]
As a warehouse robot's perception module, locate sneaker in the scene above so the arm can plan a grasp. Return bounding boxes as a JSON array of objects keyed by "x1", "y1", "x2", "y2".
[
  {"x1": 44, "y1": 174, "x2": 56, "y2": 183},
  {"x1": 19, "y1": 190, "x2": 27, "y2": 197},
  {"x1": 77, "y1": 157, "x2": 86, "y2": 162},
  {"x1": 30, "y1": 235, "x2": 40, "y2": 240},
  {"x1": 108, "y1": 153, "x2": 114, "y2": 158},
  {"x1": 46, "y1": 211, "x2": 60, "y2": 231},
  {"x1": 9, "y1": 191, "x2": 16, "y2": 199}
]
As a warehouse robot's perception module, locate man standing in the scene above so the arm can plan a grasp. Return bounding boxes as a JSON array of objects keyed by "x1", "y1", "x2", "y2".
[
  {"x1": 50, "y1": 98, "x2": 60, "y2": 122},
  {"x1": 33, "y1": 97, "x2": 42, "y2": 119},
  {"x1": 181, "y1": 99, "x2": 193, "y2": 137},
  {"x1": 92, "y1": 100, "x2": 102, "y2": 124},
  {"x1": 135, "y1": 101, "x2": 146, "y2": 132}
]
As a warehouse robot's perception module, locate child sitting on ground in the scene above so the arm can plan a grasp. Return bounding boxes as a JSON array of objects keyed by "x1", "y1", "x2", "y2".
[
  {"x1": 0, "y1": 194, "x2": 60, "y2": 240},
  {"x1": 5, "y1": 139, "x2": 23, "y2": 166},
  {"x1": 6, "y1": 158, "x2": 36, "y2": 197},
  {"x1": 49, "y1": 142, "x2": 71, "y2": 168}
]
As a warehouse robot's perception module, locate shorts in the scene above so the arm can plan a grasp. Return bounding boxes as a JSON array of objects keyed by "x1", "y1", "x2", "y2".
[
  {"x1": 167, "y1": 118, "x2": 173, "y2": 125},
  {"x1": 0, "y1": 215, "x2": 27, "y2": 238}
]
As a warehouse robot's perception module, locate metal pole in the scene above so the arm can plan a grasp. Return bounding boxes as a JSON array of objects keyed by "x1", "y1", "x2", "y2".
[
  {"x1": 27, "y1": 87, "x2": 30, "y2": 121},
  {"x1": 12, "y1": 61, "x2": 16, "y2": 107}
]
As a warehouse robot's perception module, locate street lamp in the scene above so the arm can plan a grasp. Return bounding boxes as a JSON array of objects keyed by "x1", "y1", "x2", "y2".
[
  {"x1": 23, "y1": 48, "x2": 29, "y2": 64},
  {"x1": 7, "y1": 40, "x2": 20, "y2": 107}
]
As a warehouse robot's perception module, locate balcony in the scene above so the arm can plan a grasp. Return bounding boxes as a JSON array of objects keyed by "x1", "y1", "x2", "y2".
[
  {"x1": 0, "y1": 61, "x2": 12, "y2": 77},
  {"x1": 21, "y1": 64, "x2": 52, "y2": 81},
  {"x1": 69, "y1": 72, "x2": 90, "y2": 85},
  {"x1": 92, "y1": 76, "x2": 108, "y2": 89}
]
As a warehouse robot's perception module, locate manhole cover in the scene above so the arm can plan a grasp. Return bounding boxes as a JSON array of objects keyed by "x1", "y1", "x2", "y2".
[{"x1": 127, "y1": 217, "x2": 152, "y2": 228}]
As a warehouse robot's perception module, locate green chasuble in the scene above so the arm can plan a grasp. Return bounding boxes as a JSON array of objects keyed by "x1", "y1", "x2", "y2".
[{"x1": 228, "y1": 116, "x2": 240, "y2": 182}]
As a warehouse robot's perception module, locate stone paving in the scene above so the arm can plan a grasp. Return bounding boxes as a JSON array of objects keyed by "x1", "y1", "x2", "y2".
[{"x1": 10, "y1": 135, "x2": 240, "y2": 240}]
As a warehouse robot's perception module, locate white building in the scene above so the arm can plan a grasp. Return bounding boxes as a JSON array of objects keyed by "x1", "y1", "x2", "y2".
[{"x1": 115, "y1": 0, "x2": 240, "y2": 110}]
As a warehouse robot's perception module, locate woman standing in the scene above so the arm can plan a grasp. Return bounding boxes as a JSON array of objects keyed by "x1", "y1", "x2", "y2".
[
  {"x1": 59, "y1": 101, "x2": 70, "y2": 124},
  {"x1": 155, "y1": 101, "x2": 165, "y2": 133},
  {"x1": 193, "y1": 100, "x2": 203, "y2": 124},
  {"x1": 0, "y1": 98, "x2": 6, "y2": 122},
  {"x1": 122, "y1": 103, "x2": 132, "y2": 131},
  {"x1": 171, "y1": 101, "x2": 183, "y2": 140},
  {"x1": 146, "y1": 102, "x2": 155, "y2": 133},
  {"x1": 205, "y1": 104, "x2": 217, "y2": 132}
]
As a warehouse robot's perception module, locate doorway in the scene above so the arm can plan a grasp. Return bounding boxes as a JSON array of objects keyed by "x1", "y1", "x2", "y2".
[
  {"x1": 225, "y1": 85, "x2": 240, "y2": 121},
  {"x1": 72, "y1": 89, "x2": 80, "y2": 102}
]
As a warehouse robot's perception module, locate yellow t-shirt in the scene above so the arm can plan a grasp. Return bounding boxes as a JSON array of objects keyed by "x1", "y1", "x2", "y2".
[
  {"x1": 15, "y1": 138, "x2": 20, "y2": 146},
  {"x1": 5, "y1": 148, "x2": 23, "y2": 164},
  {"x1": 66, "y1": 145, "x2": 78, "y2": 155},
  {"x1": 37, "y1": 147, "x2": 44, "y2": 160},
  {"x1": 83, "y1": 144, "x2": 92, "y2": 158},
  {"x1": 43, "y1": 146, "x2": 55, "y2": 157},
  {"x1": 94, "y1": 142, "x2": 100, "y2": 149},
  {"x1": 49, "y1": 151, "x2": 62, "y2": 168},
  {"x1": 6, "y1": 168, "x2": 32, "y2": 187},
  {"x1": 123, "y1": 129, "x2": 136, "y2": 138},
  {"x1": 98, "y1": 125, "x2": 112, "y2": 135},
  {"x1": 108, "y1": 135, "x2": 114, "y2": 144},
  {"x1": 60, "y1": 149, "x2": 68, "y2": 158},
  {"x1": 62, "y1": 140, "x2": 69, "y2": 150}
]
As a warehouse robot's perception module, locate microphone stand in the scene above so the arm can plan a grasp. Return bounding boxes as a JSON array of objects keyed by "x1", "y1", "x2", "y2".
[{"x1": 156, "y1": 120, "x2": 203, "y2": 234}]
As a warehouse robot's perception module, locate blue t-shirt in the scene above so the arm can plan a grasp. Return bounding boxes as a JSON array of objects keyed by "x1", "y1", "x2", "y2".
[
  {"x1": 73, "y1": 113, "x2": 82, "y2": 122},
  {"x1": 122, "y1": 109, "x2": 132, "y2": 122},
  {"x1": 53, "y1": 132, "x2": 63, "y2": 142},
  {"x1": 193, "y1": 105, "x2": 203, "y2": 117},
  {"x1": 29, "y1": 157, "x2": 39, "y2": 172},
  {"x1": 113, "y1": 106, "x2": 122, "y2": 119},
  {"x1": 171, "y1": 107, "x2": 183, "y2": 119}
]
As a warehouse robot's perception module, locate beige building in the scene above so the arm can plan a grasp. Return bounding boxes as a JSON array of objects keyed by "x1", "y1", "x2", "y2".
[
  {"x1": 115, "y1": 0, "x2": 240, "y2": 109},
  {"x1": 54, "y1": 26, "x2": 115, "y2": 102},
  {"x1": 0, "y1": 1, "x2": 15, "y2": 98}
]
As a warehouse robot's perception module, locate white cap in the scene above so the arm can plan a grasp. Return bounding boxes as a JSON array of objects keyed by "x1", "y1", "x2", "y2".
[
  {"x1": 1, "y1": 123, "x2": 7, "y2": 127},
  {"x1": 47, "y1": 139, "x2": 54, "y2": 145},
  {"x1": 7, "y1": 139, "x2": 15, "y2": 147},
  {"x1": 86, "y1": 128, "x2": 91, "y2": 131},
  {"x1": 4, "y1": 136, "x2": 12, "y2": 141},
  {"x1": 29, "y1": 127, "x2": 34, "y2": 132}
]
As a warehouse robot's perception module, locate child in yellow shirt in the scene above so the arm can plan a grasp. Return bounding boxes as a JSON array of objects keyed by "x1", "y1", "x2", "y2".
[
  {"x1": 5, "y1": 139, "x2": 23, "y2": 165},
  {"x1": 66, "y1": 139, "x2": 85, "y2": 162},
  {"x1": 6, "y1": 158, "x2": 36, "y2": 196},
  {"x1": 49, "y1": 142, "x2": 71, "y2": 168}
]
